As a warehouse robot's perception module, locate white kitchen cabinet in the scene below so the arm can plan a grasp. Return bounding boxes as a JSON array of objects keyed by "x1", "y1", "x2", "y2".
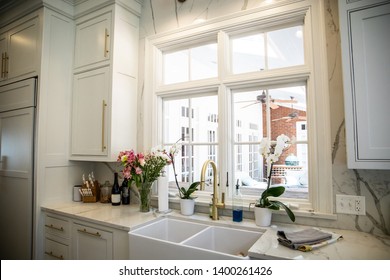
[
  {"x1": 44, "y1": 214, "x2": 71, "y2": 260},
  {"x1": 44, "y1": 212, "x2": 129, "y2": 260},
  {"x1": 339, "y1": 0, "x2": 390, "y2": 169},
  {"x1": 71, "y1": 67, "x2": 110, "y2": 157},
  {"x1": 0, "y1": 15, "x2": 40, "y2": 82},
  {"x1": 74, "y1": 11, "x2": 111, "y2": 72},
  {"x1": 72, "y1": 222, "x2": 113, "y2": 260},
  {"x1": 70, "y1": 3, "x2": 139, "y2": 161}
]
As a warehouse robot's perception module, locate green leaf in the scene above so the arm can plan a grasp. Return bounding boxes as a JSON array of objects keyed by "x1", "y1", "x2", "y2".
[
  {"x1": 262, "y1": 186, "x2": 285, "y2": 199},
  {"x1": 270, "y1": 200, "x2": 296, "y2": 222},
  {"x1": 179, "y1": 181, "x2": 200, "y2": 199}
]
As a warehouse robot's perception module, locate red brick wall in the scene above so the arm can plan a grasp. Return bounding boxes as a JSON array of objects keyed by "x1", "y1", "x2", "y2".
[{"x1": 262, "y1": 104, "x2": 306, "y2": 164}]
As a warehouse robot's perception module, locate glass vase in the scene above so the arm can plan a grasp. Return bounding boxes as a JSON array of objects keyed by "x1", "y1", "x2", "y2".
[{"x1": 137, "y1": 181, "x2": 153, "y2": 212}]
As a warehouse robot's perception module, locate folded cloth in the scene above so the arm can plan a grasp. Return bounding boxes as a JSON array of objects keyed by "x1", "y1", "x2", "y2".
[{"x1": 277, "y1": 228, "x2": 334, "y2": 251}]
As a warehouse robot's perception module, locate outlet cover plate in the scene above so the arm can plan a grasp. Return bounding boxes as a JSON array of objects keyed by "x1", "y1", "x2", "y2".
[{"x1": 336, "y1": 194, "x2": 366, "y2": 215}]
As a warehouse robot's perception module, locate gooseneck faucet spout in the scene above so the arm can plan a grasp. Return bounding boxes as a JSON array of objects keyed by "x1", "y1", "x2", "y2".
[{"x1": 200, "y1": 160, "x2": 225, "y2": 220}]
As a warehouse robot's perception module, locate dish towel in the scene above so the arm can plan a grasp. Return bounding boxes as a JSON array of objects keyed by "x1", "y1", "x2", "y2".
[{"x1": 277, "y1": 228, "x2": 343, "y2": 252}]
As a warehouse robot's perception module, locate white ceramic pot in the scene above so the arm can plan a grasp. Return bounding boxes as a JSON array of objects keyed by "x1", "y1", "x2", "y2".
[
  {"x1": 254, "y1": 207, "x2": 272, "y2": 227},
  {"x1": 180, "y1": 199, "x2": 195, "y2": 216}
]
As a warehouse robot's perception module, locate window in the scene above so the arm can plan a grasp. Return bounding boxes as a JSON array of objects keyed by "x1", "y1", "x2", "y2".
[
  {"x1": 231, "y1": 26, "x2": 304, "y2": 74},
  {"x1": 146, "y1": 1, "x2": 332, "y2": 217},
  {"x1": 162, "y1": 95, "x2": 218, "y2": 192},
  {"x1": 163, "y1": 43, "x2": 218, "y2": 84},
  {"x1": 233, "y1": 87, "x2": 308, "y2": 199}
]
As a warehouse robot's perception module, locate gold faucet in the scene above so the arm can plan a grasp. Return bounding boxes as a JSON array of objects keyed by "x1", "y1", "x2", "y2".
[{"x1": 200, "y1": 160, "x2": 225, "y2": 220}]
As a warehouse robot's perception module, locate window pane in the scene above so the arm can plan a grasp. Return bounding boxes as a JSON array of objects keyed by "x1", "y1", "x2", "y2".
[
  {"x1": 192, "y1": 95, "x2": 218, "y2": 143},
  {"x1": 163, "y1": 43, "x2": 217, "y2": 85},
  {"x1": 233, "y1": 90, "x2": 263, "y2": 142},
  {"x1": 163, "y1": 50, "x2": 189, "y2": 84},
  {"x1": 267, "y1": 26, "x2": 304, "y2": 69},
  {"x1": 190, "y1": 44, "x2": 218, "y2": 80},
  {"x1": 163, "y1": 94, "x2": 218, "y2": 194},
  {"x1": 269, "y1": 86, "x2": 307, "y2": 141},
  {"x1": 163, "y1": 99, "x2": 189, "y2": 143},
  {"x1": 232, "y1": 34, "x2": 265, "y2": 74},
  {"x1": 166, "y1": 144, "x2": 218, "y2": 193},
  {"x1": 233, "y1": 85, "x2": 308, "y2": 199},
  {"x1": 231, "y1": 25, "x2": 304, "y2": 74}
]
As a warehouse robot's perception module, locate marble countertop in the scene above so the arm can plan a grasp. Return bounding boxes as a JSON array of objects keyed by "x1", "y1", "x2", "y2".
[
  {"x1": 41, "y1": 202, "x2": 390, "y2": 260},
  {"x1": 248, "y1": 223, "x2": 390, "y2": 260}
]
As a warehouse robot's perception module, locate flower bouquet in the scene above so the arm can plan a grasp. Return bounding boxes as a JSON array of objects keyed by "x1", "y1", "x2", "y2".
[{"x1": 118, "y1": 149, "x2": 169, "y2": 212}]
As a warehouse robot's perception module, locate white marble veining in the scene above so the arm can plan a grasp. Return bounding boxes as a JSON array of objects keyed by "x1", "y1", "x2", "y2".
[
  {"x1": 41, "y1": 202, "x2": 390, "y2": 259},
  {"x1": 248, "y1": 223, "x2": 390, "y2": 260}
]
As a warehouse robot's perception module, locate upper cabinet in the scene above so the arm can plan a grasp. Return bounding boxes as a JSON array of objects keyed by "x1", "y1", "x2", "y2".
[
  {"x1": 74, "y1": 12, "x2": 111, "y2": 71},
  {"x1": 70, "y1": 2, "x2": 140, "y2": 161},
  {"x1": 339, "y1": 0, "x2": 390, "y2": 169},
  {"x1": 0, "y1": 15, "x2": 40, "y2": 82}
]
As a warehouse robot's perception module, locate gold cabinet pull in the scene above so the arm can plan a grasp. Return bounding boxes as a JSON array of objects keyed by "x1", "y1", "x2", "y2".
[
  {"x1": 77, "y1": 228, "x2": 102, "y2": 238},
  {"x1": 102, "y1": 100, "x2": 107, "y2": 152},
  {"x1": 104, "y1": 28, "x2": 109, "y2": 57},
  {"x1": 1, "y1": 53, "x2": 4, "y2": 78},
  {"x1": 45, "y1": 251, "x2": 64, "y2": 260},
  {"x1": 45, "y1": 224, "x2": 64, "y2": 232},
  {"x1": 4, "y1": 52, "x2": 8, "y2": 78}
]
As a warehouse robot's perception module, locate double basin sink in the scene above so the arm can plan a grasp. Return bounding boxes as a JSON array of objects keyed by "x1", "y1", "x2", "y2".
[{"x1": 129, "y1": 216, "x2": 263, "y2": 259}]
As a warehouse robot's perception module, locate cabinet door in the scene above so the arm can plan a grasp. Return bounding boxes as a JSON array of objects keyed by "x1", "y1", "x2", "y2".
[
  {"x1": 341, "y1": 2, "x2": 390, "y2": 169},
  {"x1": 72, "y1": 223, "x2": 113, "y2": 260},
  {"x1": 71, "y1": 67, "x2": 110, "y2": 157},
  {"x1": 74, "y1": 12, "x2": 111, "y2": 70},
  {"x1": 7, "y1": 17, "x2": 39, "y2": 80}
]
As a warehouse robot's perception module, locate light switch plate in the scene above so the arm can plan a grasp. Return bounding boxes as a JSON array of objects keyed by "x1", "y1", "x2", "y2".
[{"x1": 336, "y1": 194, "x2": 366, "y2": 215}]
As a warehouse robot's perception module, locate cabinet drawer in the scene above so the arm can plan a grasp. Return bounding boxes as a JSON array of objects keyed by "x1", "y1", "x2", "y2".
[
  {"x1": 45, "y1": 215, "x2": 71, "y2": 239},
  {"x1": 44, "y1": 238, "x2": 69, "y2": 260}
]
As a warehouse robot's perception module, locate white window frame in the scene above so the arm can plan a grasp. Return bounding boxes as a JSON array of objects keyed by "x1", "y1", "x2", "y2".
[{"x1": 142, "y1": 0, "x2": 333, "y2": 218}]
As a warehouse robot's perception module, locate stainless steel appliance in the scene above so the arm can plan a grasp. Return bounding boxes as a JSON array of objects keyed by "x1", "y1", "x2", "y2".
[{"x1": 0, "y1": 78, "x2": 36, "y2": 259}]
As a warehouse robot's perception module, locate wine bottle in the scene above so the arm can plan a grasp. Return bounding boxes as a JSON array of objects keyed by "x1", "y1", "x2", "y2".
[
  {"x1": 111, "y1": 172, "x2": 121, "y2": 206},
  {"x1": 232, "y1": 179, "x2": 243, "y2": 222},
  {"x1": 121, "y1": 178, "x2": 130, "y2": 205}
]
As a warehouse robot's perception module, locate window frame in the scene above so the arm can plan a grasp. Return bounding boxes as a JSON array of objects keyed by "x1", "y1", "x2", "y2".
[{"x1": 143, "y1": 0, "x2": 333, "y2": 218}]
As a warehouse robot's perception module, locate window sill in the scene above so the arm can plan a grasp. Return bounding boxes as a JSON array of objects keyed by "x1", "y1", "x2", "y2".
[{"x1": 151, "y1": 195, "x2": 337, "y2": 221}]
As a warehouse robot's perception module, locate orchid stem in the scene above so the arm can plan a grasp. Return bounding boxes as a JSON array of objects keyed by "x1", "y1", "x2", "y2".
[{"x1": 267, "y1": 162, "x2": 273, "y2": 190}]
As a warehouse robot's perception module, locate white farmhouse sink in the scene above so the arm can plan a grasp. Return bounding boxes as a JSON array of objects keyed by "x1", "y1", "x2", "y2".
[
  {"x1": 129, "y1": 217, "x2": 263, "y2": 260},
  {"x1": 130, "y1": 218, "x2": 208, "y2": 242},
  {"x1": 183, "y1": 226, "x2": 261, "y2": 257}
]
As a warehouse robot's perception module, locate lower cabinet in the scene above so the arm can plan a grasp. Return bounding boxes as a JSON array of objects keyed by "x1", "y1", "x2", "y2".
[
  {"x1": 44, "y1": 212, "x2": 129, "y2": 260},
  {"x1": 44, "y1": 238, "x2": 70, "y2": 260},
  {"x1": 72, "y1": 223, "x2": 113, "y2": 260}
]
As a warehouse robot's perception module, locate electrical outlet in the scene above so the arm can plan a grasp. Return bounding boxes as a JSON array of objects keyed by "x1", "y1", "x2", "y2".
[{"x1": 336, "y1": 194, "x2": 366, "y2": 215}]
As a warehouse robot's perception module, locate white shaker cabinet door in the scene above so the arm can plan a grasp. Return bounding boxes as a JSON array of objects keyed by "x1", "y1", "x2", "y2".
[
  {"x1": 74, "y1": 11, "x2": 111, "y2": 71},
  {"x1": 0, "y1": 16, "x2": 39, "y2": 82},
  {"x1": 71, "y1": 67, "x2": 110, "y2": 157},
  {"x1": 72, "y1": 223, "x2": 113, "y2": 260},
  {"x1": 340, "y1": 1, "x2": 390, "y2": 169}
]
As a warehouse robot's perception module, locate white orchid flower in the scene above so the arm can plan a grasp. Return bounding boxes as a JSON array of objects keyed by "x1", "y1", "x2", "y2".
[{"x1": 169, "y1": 143, "x2": 181, "y2": 156}]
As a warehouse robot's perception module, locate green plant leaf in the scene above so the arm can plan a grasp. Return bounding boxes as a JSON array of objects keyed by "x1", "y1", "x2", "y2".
[
  {"x1": 262, "y1": 186, "x2": 285, "y2": 198},
  {"x1": 180, "y1": 181, "x2": 200, "y2": 199},
  {"x1": 270, "y1": 200, "x2": 296, "y2": 222}
]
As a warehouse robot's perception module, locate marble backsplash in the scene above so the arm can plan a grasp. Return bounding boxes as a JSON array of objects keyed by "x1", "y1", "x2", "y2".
[{"x1": 96, "y1": 0, "x2": 389, "y2": 236}]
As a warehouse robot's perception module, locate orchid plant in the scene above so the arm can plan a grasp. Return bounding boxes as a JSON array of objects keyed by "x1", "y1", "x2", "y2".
[
  {"x1": 159, "y1": 139, "x2": 200, "y2": 199},
  {"x1": 255, "y1": 134, "x2": 296, "y2": 222}
]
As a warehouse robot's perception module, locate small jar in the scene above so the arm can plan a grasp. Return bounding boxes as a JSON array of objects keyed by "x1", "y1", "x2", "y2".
[{"x1": 100, "y1": 180, "x2": 111, "y2": 203}]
